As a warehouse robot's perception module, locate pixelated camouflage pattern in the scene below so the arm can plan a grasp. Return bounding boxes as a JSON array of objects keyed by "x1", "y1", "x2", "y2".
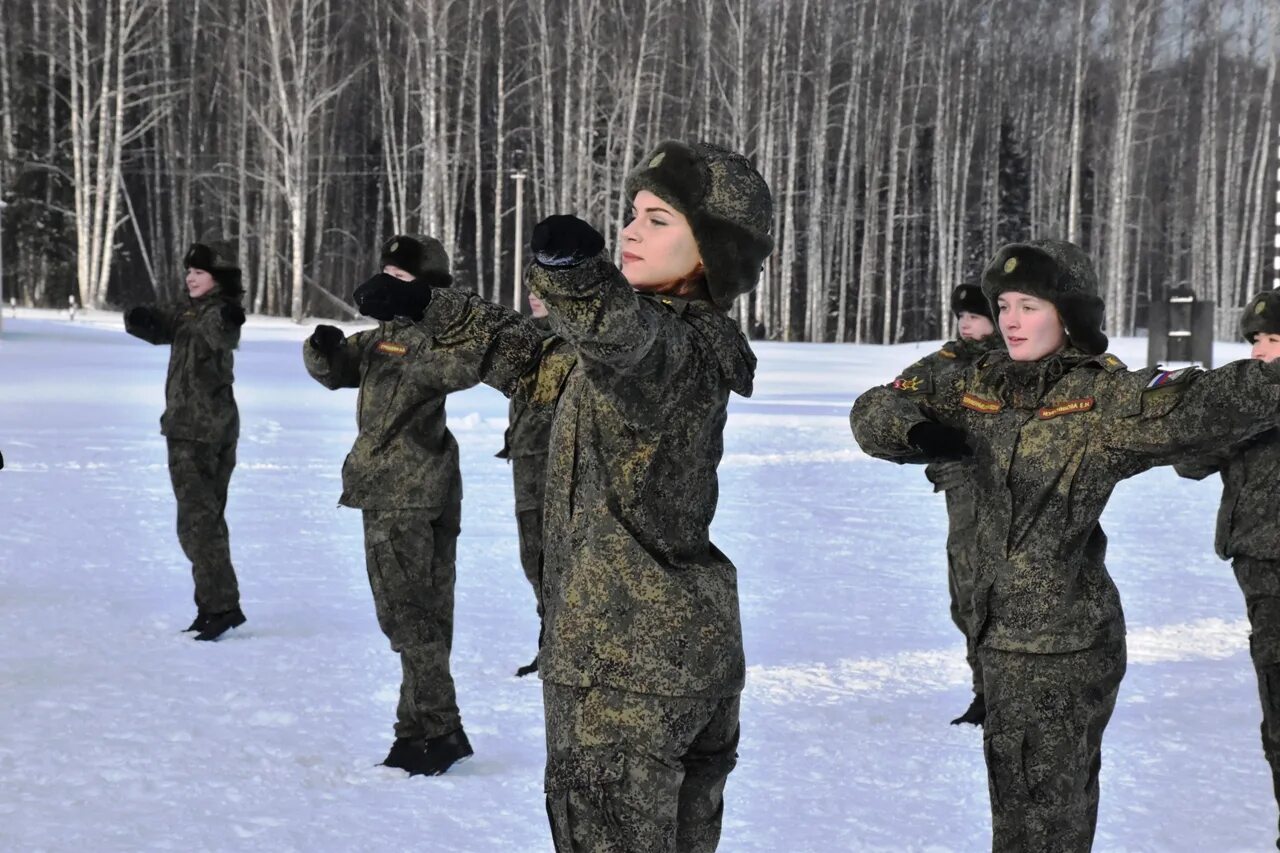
[
  {"x1": 496, "y1": 316, "x2": 558, "y2": 604},
  {"x1": 167, "y1": 438, "x2": 239, "y2": 614},
  {"x1": 362, "y1": 503, "x2": 462, "y2": 740},
  {"x1": 125, "y1": 295, "x2": 241, "y2": 444},
  {"x1": 916, "y1": 334, "x2": 1004, "y2": 695},
  {"x1": 851, "y1": 348, "x2": 1280, "y2": 655},
  {"x1": 981, "y1": 641, "x2": 1125, "y2": 852},
  {"x1": 418, "y1": 251, "x2": 754, "y2": 698},
  {"x1": 1175, "y1": 429, "x2": 1280, "y2": 565},
  {"x1": 303, "y1": 317, "x2": 491, "y2": 509},
  {"x1": 543, "y1": 682, "x2": 738, "y2": 853}
]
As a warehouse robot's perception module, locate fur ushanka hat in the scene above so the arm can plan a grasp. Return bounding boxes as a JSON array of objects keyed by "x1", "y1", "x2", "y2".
[
  {"x1": 624, "y1": 140, "x2": 774, "y2": 309},
  {"x1": 1240, "y1": 290, "x2": 1280, "y2": 343},
  {"x1": 951, "y1": 283, "x2": 993, "y2": 321},
  {"x1": 981, "y1": 239, "x2": 1108, "y2": 355},
  {"x1": 380, "y1": 234, "x2": 453, "y2": 287}
]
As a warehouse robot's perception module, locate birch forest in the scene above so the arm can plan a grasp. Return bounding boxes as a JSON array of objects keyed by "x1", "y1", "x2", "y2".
[{"x1": 0, "y1": 0, "x2": 1276, "y2": 341}]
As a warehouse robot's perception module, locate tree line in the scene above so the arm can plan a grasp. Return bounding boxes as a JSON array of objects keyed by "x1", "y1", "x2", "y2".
[{"x1": 0, "y1": 0, "x2": 1276, "y2": 342}]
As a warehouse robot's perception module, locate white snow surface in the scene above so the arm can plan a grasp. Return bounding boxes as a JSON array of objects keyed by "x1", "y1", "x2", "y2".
[{"x1": 0, "y1": 309, "x2": 1271, "y2": 851}]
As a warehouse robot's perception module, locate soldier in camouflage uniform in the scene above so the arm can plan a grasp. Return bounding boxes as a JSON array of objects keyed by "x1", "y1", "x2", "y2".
[
  {"x1": 496, "y1": 292, "x2": 557, "y2": 676},
  {"x1": 356, "y1": 140, "x2": 772, "y2": 852},
  {"x1": 124, "y1": 241, "x2": 247, "y2": 642},
  {"x1": 916, "y1": 284, "x2": 1004, "y2": 726},
  {"x1": 851, "y1": 239, "x2": 1280, "y2": 852},
  {"x1": 1175, "y1": 290, "x2": 1280, "y2": 849},
  {"x1": 303, "y1": 235, "x2": 478, "y2": 777}
]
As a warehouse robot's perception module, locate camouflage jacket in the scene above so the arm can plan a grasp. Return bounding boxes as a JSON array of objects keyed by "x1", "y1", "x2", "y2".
[
  {"x1": 851, "y1": 348, "x2": 1280, "y2": 654},
  {"x1": 125, "y1": 295, "x2": 240, "y2": 444},
  {"x1": 918, "y1": 336, "x2": 1004, "y2": 532},
  {"x1": 1175, "y1": 429, "x2": 1280, "y2": 563},
  {"x1": 496, "y1": 317, "x2": 561, "y2": 512},
  {"x1": 417, "y1": 253, "x2": 755, "y2": 697},
  {"x1": 302, "y1": 318, "x2": 488, "y2": 510}
]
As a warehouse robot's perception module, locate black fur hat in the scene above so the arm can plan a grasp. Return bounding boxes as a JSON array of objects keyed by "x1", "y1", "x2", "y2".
[
  {"x1": 380, "y1": 234, "x2": 452, "y2": 287},
  {"x1": 183, "y1": 240, "x2": 243, "y2": 301},
  {"x1": 624, "y1": 140, "x2": 774, "y2": 309},
  {"x1": 1240, "y1": 290, "x2": 1280, "y2": 343},
  {"x1": 951, "y1": 283, "x2": 992, "y2": 320},
  {"x1": 981, "y1": 239, "x2": 1108, "y2": 355}
]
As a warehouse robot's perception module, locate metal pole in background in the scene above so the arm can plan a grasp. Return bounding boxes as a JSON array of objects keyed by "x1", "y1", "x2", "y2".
[{"x1": 511, "y1": 168, "x2": 526, "y2": 311}]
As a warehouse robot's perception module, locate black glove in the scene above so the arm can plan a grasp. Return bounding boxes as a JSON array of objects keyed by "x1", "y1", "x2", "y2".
[
  {"x1": 531, "y1": 215, "x2": 605, "y2": 268},
  {"x1": 925, "y1": 460, "x2": 970, "y2": 491},
  {"x1": 310, "y1": 324, "x2": 344, "y2": 354},
  {"x1": 220, "y1": 302, "x2": 246, "y2": 327},
  {"x1": 907, "y1": 422, "x2": 970, "y2": 461},
  {"x1": 353, "y1": 273, "x2": 431, "y2": 322},
  {"x1": 125, "y1": 306, "x2": 154, "y2": 329}
]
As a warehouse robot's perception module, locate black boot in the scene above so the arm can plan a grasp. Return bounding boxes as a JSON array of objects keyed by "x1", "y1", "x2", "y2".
[
  {"x1": 408, "y1": 728, "x2": 473, "y2": 777},
  {"x1": 182, "y1": 612, "x2": 210, "y2": 633},
  {"x1": 382, "y1": 737, "x2": 426, "y2": 772},
  {"x1": 950, "y1": 694, "x2": 986, "y2": 726},
  {"x1": 194, "y1": 608, "x2": 246, "y2": 641},
  {"x1": 514, "y1": 654, "x2": 539, "y2": 677}
]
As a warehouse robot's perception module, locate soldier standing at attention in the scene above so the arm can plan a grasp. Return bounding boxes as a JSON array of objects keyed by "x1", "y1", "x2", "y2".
[
  {"x1": 851, "y1": 240, "x2": 1280, "y2": 851},
  {"x1": 124, "y1": 241, "x2": 247, "y2": 642},
  {"x1": 495, "y1": 292, "x2": 558, "y2": 677},
  {"x1": 915, "y1": 284, "x2": 1003, "y2": 726},
  {"x1": 1175, "y1": 290, "x2": 1280, "y2": 849},
  {"x1": 354, "y1": 139, "x2": 772, "y2": 852},
  {"x1": 303, "y1": 235, "x2": 476, "y2": 777}
]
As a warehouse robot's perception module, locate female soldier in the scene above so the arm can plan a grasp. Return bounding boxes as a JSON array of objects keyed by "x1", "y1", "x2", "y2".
[
  {"x1": 1175, "y1": 290, "x2": 1280, "y2": 848},
  {"x1": 124, "y1": 241, "x2": 247, "y2": 642},
  {"x1": 851, "y1": 240, "x2": 1280, "y2": 852},
  {"x1": 354, "y1": 140, "x2": 772, "y2": 852},
  {"x1": 304, "y1": 235, "x2": 475, "y2": 777},
  {"x1": 915, "y1": 284, "x2": 1003, "y2": 726}
]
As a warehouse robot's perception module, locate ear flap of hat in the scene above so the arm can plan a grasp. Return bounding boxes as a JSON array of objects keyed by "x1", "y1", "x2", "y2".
[
  {"x1": 690, "y1": 209, "x2": 774, "y2": 310},
  {"x1": 1058, "y1": 291, "x2": 1109, "y2": 355},
  {"x1": 1240, "y1": 291, "x2": 1280, "y2": 343}
]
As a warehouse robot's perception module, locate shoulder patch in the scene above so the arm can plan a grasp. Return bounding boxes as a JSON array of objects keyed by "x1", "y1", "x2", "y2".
[
  {"x1": 1147, "y1": 366, "x2": 1197, "y2": 389},
  {"x1": 1101, "y1": 354, "x2": 1127, "y2": 372},
  {"x1": 1038, "y1": 397, "x2": 1095, "y2": 420},
  {"x1": 892, "y1": 375, "x2": 927, "y2": 393},
  {"x1": 375, "y1": 341, "x2": 409, "y2": 357},
  {"x1": 938, "y1": 348, "x2": 957, "y2": 359},
  {"x1": 181, "y1": 309, "x2": 197, "y2": 320},
  {"x1": 961, "y1": 393, "x2": 1002, "y2": 414}
]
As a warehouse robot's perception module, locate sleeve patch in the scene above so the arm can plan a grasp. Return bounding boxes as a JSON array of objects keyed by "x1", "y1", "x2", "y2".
[
  {"x1": 938, "y1": 348, "x2": 957, "y2": 359},
  {"x1": 375, "y1": 341, "x2": 409, "y2": 357},
  {"x1": 1147, "y1": 367, "x2": 1197, "y2": 389}
]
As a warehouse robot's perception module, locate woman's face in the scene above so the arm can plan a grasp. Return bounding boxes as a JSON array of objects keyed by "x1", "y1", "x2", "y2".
[
  {"x1": 997, "y1": 291, "x2": 1067, "y2": 361},
  {"x1": 957, "y1": 311, "x2": 995, "y2": 341},
  {"x1": 528, "y1": 292, "x2": 548, "y2": 318},
  {"x1": 619, "y1": 190, "x2": 702, "y2": 288},
  {"x1": 186, "y1": 268, "x2": 218, "y2": 299},
  {"x1": 382, "y1": 264, "x2": 415, "y2": 282},
  {"x1": 1251, "y1": 332, "x2": 1280, "y2": 362}
]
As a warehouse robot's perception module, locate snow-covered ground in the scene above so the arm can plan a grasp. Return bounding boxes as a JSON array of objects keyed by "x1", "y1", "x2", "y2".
[{"x1": 0, "y1": 308, "x2": 1270, "y2": 852}]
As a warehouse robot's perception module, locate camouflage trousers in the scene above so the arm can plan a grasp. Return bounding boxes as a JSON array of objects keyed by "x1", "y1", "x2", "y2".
[
  {"x1": 512, "y1": 454, "x2": 547, "y2": 614},
  {"x1": 543, "y1": 683, "x2": 739, "y2": 853},
  {"x1": 362, "y1": 502, "x2": 462, "y2": 740},
  {"x1": 1233, "y1": 557, "x2": 1280, "y2": 846},
  {"x1": 166, "y1": 438, "x2": 239, "y2": 614},
  {"x1": 980, "y1": 641, "x2": 1126, "y2": 853},
  {"x1": 947, "y1": 539, "x2": 983, "y2": 696}
]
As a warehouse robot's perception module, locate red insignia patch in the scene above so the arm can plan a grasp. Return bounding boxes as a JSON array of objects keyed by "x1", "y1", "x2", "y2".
[{"x1": 961, "y1": 393, "x2": 1002, "y2": 413}]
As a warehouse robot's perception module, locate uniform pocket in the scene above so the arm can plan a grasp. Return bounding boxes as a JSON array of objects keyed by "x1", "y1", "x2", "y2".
[{"x1": 545, "y1": 747, "x2": 627, "y2": 851}]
